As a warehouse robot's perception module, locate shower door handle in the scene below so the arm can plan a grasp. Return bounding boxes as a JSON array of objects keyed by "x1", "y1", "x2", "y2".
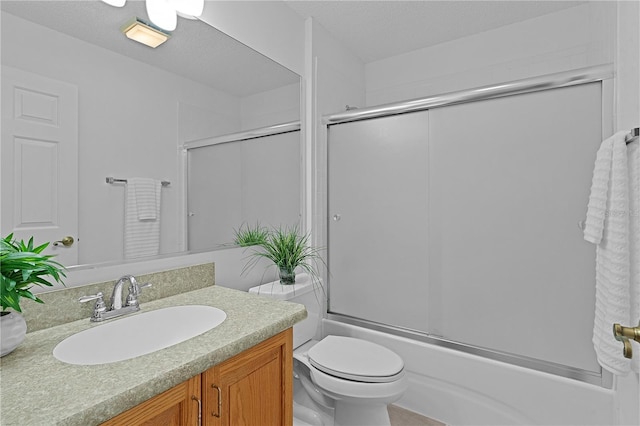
[{"x1": 613, "y1": 321, "x2": 640, "y2": 359}]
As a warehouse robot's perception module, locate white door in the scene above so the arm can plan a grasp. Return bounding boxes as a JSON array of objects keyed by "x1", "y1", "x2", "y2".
[{"x1": 1, "y1": 66, "x2": 78, "y2": 266}]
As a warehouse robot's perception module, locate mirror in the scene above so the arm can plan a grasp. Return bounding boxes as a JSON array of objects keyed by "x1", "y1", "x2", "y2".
[{"x1": 1, "y1": 0, "x2": 301, "y2": 268}]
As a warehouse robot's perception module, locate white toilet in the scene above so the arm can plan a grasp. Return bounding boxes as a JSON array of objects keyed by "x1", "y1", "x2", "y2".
[{"x1": 249, "y1": 274, "x2": 408, "y2": 426}]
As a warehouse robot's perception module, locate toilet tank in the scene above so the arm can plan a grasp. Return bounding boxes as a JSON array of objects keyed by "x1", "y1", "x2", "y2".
[{"x1": 248, "y1": 273, "x2": 322, "y2": 349}]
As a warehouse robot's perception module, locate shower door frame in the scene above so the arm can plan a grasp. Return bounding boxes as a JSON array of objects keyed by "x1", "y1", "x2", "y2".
[
  {"x1": 181, "y1": 121, "x2": 302, "y2": 252},
  {"x1": 323, "y1": 65, "x2": 615, "y2": 388}
]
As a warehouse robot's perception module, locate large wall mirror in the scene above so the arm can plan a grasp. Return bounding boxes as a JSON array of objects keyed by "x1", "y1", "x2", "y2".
[{"x1": 1, "y1": 0, "x2": 301, "y2": 269}]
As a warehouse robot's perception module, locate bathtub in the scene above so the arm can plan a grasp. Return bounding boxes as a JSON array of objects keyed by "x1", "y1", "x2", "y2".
[{"x1": 322, "y1": 319, "x2": 616, "y2": 426}]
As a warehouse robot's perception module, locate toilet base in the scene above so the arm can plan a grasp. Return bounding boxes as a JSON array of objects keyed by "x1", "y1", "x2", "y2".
[
  {"x1": 294, "y1": 401, "x2": 329, "y2": 426},
  {"x1": 334, "y1": 400, "x2": 390, "y2": 426}
]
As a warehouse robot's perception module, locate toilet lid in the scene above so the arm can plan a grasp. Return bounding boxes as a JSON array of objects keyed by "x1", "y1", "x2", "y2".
[{"x1": 307, "y1": 336, "x2": 404, "y2": 383}]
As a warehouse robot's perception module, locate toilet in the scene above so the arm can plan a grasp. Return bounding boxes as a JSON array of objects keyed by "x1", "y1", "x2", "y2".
[{"x1": 249, "y1": 274, "x2": 408, "y2": 426}]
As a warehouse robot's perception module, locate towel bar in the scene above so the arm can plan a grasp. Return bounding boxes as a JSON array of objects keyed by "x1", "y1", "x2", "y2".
[
  {"x1": 106, "y1": 177, "x2": 170, "y2": 187},
  {"x1": 625, "y1": 127, "x2": 639, "y2": 144}
]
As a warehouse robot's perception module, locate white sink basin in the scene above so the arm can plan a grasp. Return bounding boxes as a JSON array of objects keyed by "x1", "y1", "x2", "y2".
[{"x1": 53, "y1": 305, "x2": 226, "y2": 365}]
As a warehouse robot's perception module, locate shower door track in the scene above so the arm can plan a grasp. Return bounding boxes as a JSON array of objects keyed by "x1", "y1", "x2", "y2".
[
  {"x1": 183, "y1": 121, "x2": 300, "y2": 150},
  {"x1": 327, "y1": 312, "x2": 613, "y2": 388},
  {"x1": 323, "y1": 65, "x2": 612, "y2": 125}
]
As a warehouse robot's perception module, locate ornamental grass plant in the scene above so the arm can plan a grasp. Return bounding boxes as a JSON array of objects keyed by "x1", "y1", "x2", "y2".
[
  {"x1": 243, "y1": 224, "x2": 326, "y2": 286},
  {"x1": 233, "y1": 222, "x2": 270, "y2": 247}
]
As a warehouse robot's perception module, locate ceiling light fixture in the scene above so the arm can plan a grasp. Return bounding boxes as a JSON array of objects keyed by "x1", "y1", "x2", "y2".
[
  {"x1": 101, "y1": 0, "x2": 203, "y2": 31},
  {"x1": 145, "y1": 0, "x2": 177, "y2": 31},
  {"x1": 169, "y1": 0, "x2": 204, "y2": 19},
  {"x1": 120, "y1": 18, "x2": 170, "y2": 48},
  {"x1": 102, "y1": 0, "x2": 126, "y2": 6}
]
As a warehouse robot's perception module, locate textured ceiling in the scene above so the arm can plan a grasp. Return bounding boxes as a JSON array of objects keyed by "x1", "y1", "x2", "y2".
[
  {"x1": 3, "y1": 0, "x2": 588, "y2": 95},
  {"x1": 285, "y1": 0, "x2": 587, "y2": 63},
  {"x1": 1, "y1": 0, "x2": 300, "y2": 97}
]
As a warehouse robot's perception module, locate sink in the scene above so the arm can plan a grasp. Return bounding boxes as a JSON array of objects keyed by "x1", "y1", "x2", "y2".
[{"x1": 53, "y1": 305, "x2": 226, "y2": 365}]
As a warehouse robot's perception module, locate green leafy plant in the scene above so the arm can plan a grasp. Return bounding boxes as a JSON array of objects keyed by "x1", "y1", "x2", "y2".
[
  {"x1": 233, "y1": 222, "x2": 269, "y2": 247},
  {"x1": 245, "y1": 225, "x2": 326, "y2": 285},
  {"x1": 1, "y1": 234, "x2": 66, "y2": 312}
]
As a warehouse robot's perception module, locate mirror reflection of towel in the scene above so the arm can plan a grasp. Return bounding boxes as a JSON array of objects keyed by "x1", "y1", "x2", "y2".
[
  {"x1": 133, "y1": 178, "x2": 159, "y2": 220},
  {"x1": 124, "y1": 178, "x2": 161, "y2": 259}
]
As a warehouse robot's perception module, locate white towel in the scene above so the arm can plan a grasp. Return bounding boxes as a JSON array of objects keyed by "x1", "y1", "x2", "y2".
[
  {"x1": 124, "y1": 178, "x2": 162, "y2": 259},
  {"x1": 583, "y1": 131, "x2": 632, "y2": 375},
  {"x1": 132, "y1": 178, "x2": 159, "y2": 220}
]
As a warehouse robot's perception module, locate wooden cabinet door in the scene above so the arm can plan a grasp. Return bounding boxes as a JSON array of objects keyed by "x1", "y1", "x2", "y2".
[
  {"x1": 203, "y1": 329, "x2": 293, "y2": 426},
  {"x1": 101, "y1": 375, "x2": 201, "y2": 426}
]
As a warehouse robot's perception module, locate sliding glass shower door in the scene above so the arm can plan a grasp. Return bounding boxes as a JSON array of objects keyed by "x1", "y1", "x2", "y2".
[
  {"x1": 188, "y1": 130, "x2": 301, "y2": 251},
  {"x1": 328, "y1": 82, "x2": 603, "y2": 377},
  {"x1": 328, "y1": 111, "x2": 429, "y2": 331}
]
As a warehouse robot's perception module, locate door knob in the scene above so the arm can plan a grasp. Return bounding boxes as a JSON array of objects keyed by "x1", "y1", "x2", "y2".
[
  {"x1": 613, "y1": 322, "x2": 640, "y2": 359},
  {"x1": 53, "y1": 236, "x2": 74, "y2": 247}
]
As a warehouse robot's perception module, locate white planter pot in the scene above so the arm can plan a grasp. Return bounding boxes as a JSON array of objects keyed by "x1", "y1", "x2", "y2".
[{"x1": 0, "y1": 311, "x2": 27, "y2": 357}]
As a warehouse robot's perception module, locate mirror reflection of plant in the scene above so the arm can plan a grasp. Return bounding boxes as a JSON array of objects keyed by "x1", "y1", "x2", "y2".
[
  {"x1": 1, "y1": 234, "x2": 66, "y2": 313},
  {"x1": 243, "y1": 224, "x2": 326, "y2": 287},
  {"x1": 233, "y1": 222, "x2": 270, "y2": 247}
]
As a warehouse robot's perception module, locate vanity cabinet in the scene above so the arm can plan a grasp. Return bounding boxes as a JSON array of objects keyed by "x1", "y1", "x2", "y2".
[
  {"x1": 101, "y1": 329, "x2": 293, "y2": 426},
  {"x1": 101, "y1": 375, "x2": 201, "y2": 426},
  {"x1": 202, "y1": 328, "x2": 293, "y2": 426}
]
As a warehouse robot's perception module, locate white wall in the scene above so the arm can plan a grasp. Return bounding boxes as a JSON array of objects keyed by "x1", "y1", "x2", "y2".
[
  {"x1": 1, "y1": 12, "x2": 242, "y2": 265},
  {"x1": 240, "y1": 82, "x2": 301, "y2": 130},
  {"x1": 306, "y1": 18, "x2": 366, "y2": 251},
  {"x1": 310, "y1": 19, "x2": 366, "y2": 116},
  {"x1": 365, "y1": 2, "x2": 616, "y2": 106},
  {"x1": 199, "y1": 1, "x2": 305, "y2": 76},
  {"x1": 616, "y1": 0, "x2": 640, "y2": 131}
]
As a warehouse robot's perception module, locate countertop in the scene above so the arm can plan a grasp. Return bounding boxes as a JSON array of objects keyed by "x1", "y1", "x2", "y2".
[{"x1": 0, "y1": 285, "x2": 307, "y2": 425}]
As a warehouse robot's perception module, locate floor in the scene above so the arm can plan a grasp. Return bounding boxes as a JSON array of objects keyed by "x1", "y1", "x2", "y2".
[{"x1": 388, "y1": 405, "x2": 445, "y2": 426}]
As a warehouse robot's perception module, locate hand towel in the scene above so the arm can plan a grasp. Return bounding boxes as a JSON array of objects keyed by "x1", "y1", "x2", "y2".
[
  {"x1": 627, "y1": 140, "x2": 640, "y2": 373},
  {"x1": 124, "y1": 178, "x2": 162, "y2": 259},
  {"x1": 583, "y1": 131, "x2": 631, "y2": 375}
]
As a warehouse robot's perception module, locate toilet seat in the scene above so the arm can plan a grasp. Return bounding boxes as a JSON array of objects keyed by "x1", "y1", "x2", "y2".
[{"x1": 307, "y1": 336, "x2": 404, "y2": 383}]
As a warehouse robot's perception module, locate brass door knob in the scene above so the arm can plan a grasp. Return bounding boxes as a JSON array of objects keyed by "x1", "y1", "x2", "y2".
[
  {"x1": 53, "y1": 236, "x2": 74, "y2": 247},
  {"x1": 613, "y1": 322, "x2": 640, "y2": 359}
]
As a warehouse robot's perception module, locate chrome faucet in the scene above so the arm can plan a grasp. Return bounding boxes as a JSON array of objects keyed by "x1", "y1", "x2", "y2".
[
  {"x1": 80, "y1": 275, "x2": 152, "y2": 322},
  {"x1": 111, "y1": 275, "x2": 137, "y2": 310}
]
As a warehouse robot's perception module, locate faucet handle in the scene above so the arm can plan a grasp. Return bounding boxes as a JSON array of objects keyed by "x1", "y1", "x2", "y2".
[
  {"x1": 79, "y1": 292, "x2": 107, "y2": 322},
  {"x1": 125, "y1": 282, "x2": 152, "y2": 308},
  {"x1": 79, "y1": 291, "x2": 104, "y2": 304}
]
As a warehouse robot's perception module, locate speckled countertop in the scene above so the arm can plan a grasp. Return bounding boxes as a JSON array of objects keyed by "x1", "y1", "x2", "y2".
[{"x1": 0, "y1": 285, "x2": 307, "y2": 426}]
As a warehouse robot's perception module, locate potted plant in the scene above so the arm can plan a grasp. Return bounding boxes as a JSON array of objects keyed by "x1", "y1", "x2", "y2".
[
  {"x1": 244, "y1": 225, "x2": 325, "y2": 285},
  {"x1": 233, "y1": 222, "x2": 269, "y2": 247},
  {"x1": 0, "y1": 234, "x2": 66, "y2": 356}
]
